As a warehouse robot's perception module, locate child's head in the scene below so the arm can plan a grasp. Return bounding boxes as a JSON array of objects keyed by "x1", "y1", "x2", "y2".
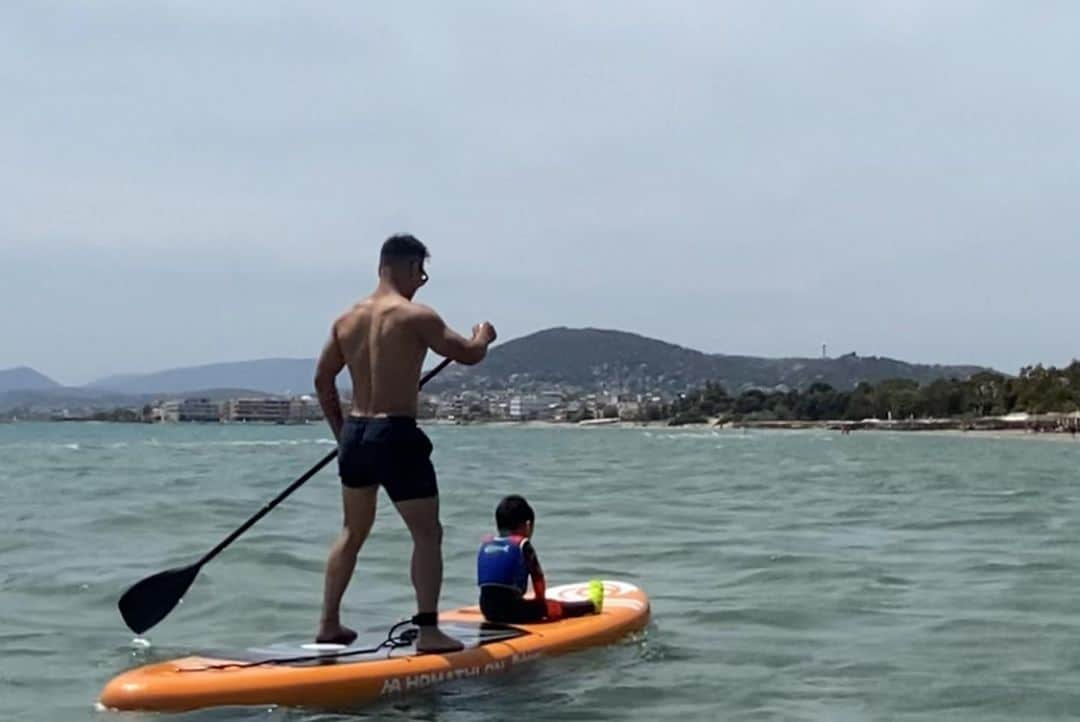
[{"x1": 495, "y1": 495, "x2": 535, "y2": 536}]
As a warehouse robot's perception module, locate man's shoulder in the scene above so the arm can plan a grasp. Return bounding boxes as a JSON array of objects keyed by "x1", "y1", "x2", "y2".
[
  {"x1": 335, "y1": 297, "x2": 439, "y2": 334},
  {"x1": 403, "y1": 300, "x2": 438, "y2": 317},
  {"x1": 333, "y1": 299, "x2": 374, "y2": 328},
  {"x1": 399, "y1": 301, "x2": 442, "y2": 329}
]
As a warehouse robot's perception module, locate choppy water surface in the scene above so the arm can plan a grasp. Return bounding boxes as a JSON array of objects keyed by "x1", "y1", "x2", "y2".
[{"x1": 2, "y1": 422, "x2": 1080, "y2": 721}]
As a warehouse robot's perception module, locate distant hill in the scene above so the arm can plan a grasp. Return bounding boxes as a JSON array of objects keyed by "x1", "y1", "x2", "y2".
[
  {"x1": 0, "y1": 366, "x2": 61, "y2": 393},
  {"x1": 90, "y1": 358, "x2": 319, "y2": 395},
  {"x1": 426, "y1": 327, "x2": 989, "y2": 394},
  {"x1": 9, "y1": 327, "x2": 988, "y2": 412}
]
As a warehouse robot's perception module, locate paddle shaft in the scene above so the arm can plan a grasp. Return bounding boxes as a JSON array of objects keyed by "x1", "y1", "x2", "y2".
[{"x1": 194, "y1": 357, "x2": 452, "y2": 569}]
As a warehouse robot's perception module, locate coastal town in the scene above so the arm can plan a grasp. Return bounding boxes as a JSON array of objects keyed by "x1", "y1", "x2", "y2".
[
  {"x1": 68, "y1": 388, "x2": 670, "y2": 425},
  {"x1": 40, "y1": 384, "x2": 1080, "y2": 438},
  {"x1": 12, "y1": 340, "x2": 1077, "y2": 436}
]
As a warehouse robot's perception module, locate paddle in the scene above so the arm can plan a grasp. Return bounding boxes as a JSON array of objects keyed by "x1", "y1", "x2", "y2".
[{"x1": 118, "y1": 357, "x2": 453, "y2": 635}]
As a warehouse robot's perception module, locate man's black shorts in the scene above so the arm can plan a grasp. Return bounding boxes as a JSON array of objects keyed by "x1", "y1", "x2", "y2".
[{"x1": 338, "y1": 416, "x2": 437, "y2": 502}]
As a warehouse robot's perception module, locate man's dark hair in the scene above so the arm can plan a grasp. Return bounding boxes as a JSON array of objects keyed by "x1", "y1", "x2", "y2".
[
  {"x1": 495, "y1": 495, "x2": 534, "y2": 534},
  {"x1": 380, "y1": 234, "x2": 429, "y2": 267}
]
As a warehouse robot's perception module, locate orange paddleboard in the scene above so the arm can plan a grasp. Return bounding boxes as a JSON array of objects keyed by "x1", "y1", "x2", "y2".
[{"x1": 99, "y1": 580, "x2": 650, "y2": 712}]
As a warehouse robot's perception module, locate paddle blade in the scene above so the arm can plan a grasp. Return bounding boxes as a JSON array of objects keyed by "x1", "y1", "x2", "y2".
[{"x1": 118, "y1": 564, "x2": 200, "y2": 634}]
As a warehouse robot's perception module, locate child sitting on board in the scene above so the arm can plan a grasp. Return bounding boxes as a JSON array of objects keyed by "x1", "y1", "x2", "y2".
[{"x1": 476, "y1": 495, "x2": 603, "y2": 623}]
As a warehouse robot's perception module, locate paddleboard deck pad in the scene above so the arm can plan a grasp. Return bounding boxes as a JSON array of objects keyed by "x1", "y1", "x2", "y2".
[{"x1": 99, "y1": 580, "x2": 650, "y2": 712}]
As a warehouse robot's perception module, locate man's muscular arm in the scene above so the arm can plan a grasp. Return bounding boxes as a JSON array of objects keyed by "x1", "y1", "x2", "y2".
[
  {"x1": 314, "y1": 322, "x2": 346, "y2": 441},
  {"x1": 414, "y1": 306, "x2": 495, "y2": 366}
]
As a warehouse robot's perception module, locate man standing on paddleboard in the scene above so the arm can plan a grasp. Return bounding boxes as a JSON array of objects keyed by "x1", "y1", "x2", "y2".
[{"x1": 313, "y1": 234, "x2": 496, "y2": 652}]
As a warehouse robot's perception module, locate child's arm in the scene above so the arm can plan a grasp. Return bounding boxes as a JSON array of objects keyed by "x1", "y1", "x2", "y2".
[{"x1": 522, "y1": 540, "x2": 547, "y2": 601}]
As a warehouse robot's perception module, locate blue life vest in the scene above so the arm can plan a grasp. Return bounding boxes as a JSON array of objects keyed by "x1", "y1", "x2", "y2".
[{"x1": 477, "y1": 535, "x2": 529, "y2": 593}]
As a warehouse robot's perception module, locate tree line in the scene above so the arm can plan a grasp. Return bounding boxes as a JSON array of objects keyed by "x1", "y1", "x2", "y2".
[{"x1": 667, "y1": 362, "x2": 1080, "y2": 425}]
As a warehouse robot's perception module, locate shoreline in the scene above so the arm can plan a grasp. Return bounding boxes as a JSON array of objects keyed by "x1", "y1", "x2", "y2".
[
  {"x1": 426, "y1": 417, "x2": 1080, "y2": 440},
  {"x1": 10, "y1": 416, "x2": 1080, "y2": 441}
]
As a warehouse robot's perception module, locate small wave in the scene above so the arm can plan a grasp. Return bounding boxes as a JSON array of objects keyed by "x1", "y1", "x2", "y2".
[
  {"x1": 63, "y1": 443, "x2": 80, "y2": 450},
  {"x1": 897, "y1": 512, "x2": 1045, "y2": 531},
  {"x1": 685, "y1": 606, "x2": 822, "y2": 630},
  {"x1": 637, "y1": 638, "x2": 695, "y2": 663},
  {"x1": 965, "y1": 559, "x2": 1066, "y2": 574},
  {"x1": 971, "y1": 489, "x2": 1040, "y2": 499},
  {"x1": 649, "y1": 432, "x2": 724, "y2": 441},
  {"x1": 141, "y1": 439, "x2": 335, "y2": 448}
]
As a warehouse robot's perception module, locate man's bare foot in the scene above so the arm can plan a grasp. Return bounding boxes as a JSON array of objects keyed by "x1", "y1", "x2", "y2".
[
  {"x1": 315, "y1": 624, "x2": 358, "y2": 645},
  {"x1": 416, "y1": 626, "x2": 464, "y2": 654}
]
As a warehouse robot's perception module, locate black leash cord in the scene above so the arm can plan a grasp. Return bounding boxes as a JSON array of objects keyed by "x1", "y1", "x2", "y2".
[{"x1": 178, "y1": 619, "x2": 418, "y2": 672}]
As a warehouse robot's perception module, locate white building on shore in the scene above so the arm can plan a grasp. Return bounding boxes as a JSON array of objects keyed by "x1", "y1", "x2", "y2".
[
  {"x1": 226, "y1": 398, "x2": 292, "y2": 423},
  {"x1": 288, "y1": 395, "x2": 323, "y2": 423},
  {"x1": 161, "y1": 398, "x2": 223, "y2": 422},
  {"x1": 508, "y1": 391, "x2": 564, "y2": 421}
]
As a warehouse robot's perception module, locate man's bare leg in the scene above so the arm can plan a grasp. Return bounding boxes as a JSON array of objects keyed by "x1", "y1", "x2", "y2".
[
  {"x1": 393, "y1": 495, "x2": 464, "y2": 653},
  {"x1": 316, "y1": 485, "x2": 378, "y2": 644}
]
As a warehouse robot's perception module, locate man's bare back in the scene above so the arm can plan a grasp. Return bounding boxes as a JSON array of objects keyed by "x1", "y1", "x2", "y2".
[
  {"x1": 335, "y1": 294, "x2": 430, "y2": 419},
  {"x1": 316, "y1": 286, "x2": 495, "y2": 440}
]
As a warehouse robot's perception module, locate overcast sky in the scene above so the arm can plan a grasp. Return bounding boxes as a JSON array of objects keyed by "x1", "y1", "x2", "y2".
[{"x1": 2, "y1": 2, "x2": 1077, "y2": 385}]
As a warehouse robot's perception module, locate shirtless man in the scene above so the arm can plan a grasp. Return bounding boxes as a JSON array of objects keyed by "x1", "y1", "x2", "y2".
[{"x1": 313, "y1": 234, "x2": 496, "y2": 652}]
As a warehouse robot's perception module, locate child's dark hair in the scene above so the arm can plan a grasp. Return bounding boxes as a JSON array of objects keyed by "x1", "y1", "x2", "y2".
[{"x1": 495, "y1": 495, "x2": 534, "y2": 534}]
